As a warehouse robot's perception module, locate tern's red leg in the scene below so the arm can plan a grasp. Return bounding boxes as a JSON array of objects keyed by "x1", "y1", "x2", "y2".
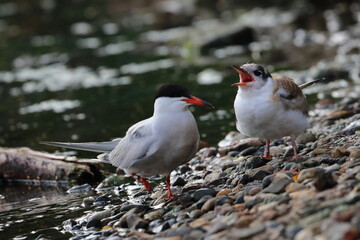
[
  {"x1": 165, "y1": 175, "x2": 176, "y2": 199},
  {"x1": 262, "y1": 139, "x2": 272, "y2": 160},
  {"x1": 291, "y1": 138, "x2": 299, "y2": 159},
  {"x1": 138, "y1": 176, "x2": 153, "y2": 192},
  {"x1": 130, "y1": 173, "x2": 152, "y2": 192}
]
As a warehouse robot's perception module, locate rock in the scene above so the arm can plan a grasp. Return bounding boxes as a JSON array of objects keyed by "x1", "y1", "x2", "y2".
[
  {"x1": 228, "y1": 151, "x2": 240, "y2": 157},
  {"x1": 297, "y1": 167, "x2": 337, "y2": 190},
  {"x1": 296, "y1": 132, "x2": 317, "y2": 144},
  {"x1": 155, "y1": 226, "x2": 204, "y2": 239},
  {"x1": 285, "y1": 182, "x2": 307, "y2": 193},
  {"x1": 262, "y1": 174, "x2": 292, "y2": 194},
  {"x1": 204, "y1": 170, "x2": 227, "y2": 182},
  {"x1": 239, "y1": 147, "x2": 259, "y2": 156},
  {"x1": 144, "y1": 209, "x2": 165, "y2": 221},
  {"x1": 228, "y1": 224, "x2": 265, "y2": 239},
  {"x1": 285, "y1": 225, "x2": 303, "y2": 239},
  {"x1": 262, "y1": 175, "x2": 275, "y2": 188},
  {"x1": 238, "y1": 174, "x2": 251, "y2": 185},
  {"x1": 201, "y1": 198, "x2": 216, "y2": 212},
  {"x1": 218, "y1": 138, "x2": 263, "y2": 156},
  {"x1": 350, "y1": 150, "x2": 360, "y2": 159},
  {"x1": 193, "y1": 188, "x2": 217, "y2": 201},
  {"x1": 120, "y1": 204, "x2": 148, "y2": 213},
  {"x1": 189, "y1": 209, "x2": 202, "y2": 219},
  {"x1": 331, "y1": 147, "x2": 350, "y2": 158},
  {"x1": 67, "y1": 184, "x2": 93, "y2": 194},
  {"x1": 245, "y1": 156, "x2": 267, "y2": 169},
  {"x1": 235, "y1": 191, "x2": 245, "y2": 204},
  {"x1": 215, "y1": 196, "x2": 233, "y2": 206},
  {"x1": 93, "y1": 194, "x2": 111, "y2": 206},
  {"x1": 172, "y1": 177, "x2": 186, "y2": 186},
  {"x1": 149, "y1": 220, "x2": 170, "y2": 233},
  {"x1": 86, "y1": 209, "x2": 112, "y2": 228},
  {"x1": 126, "y1": 215, "x2": 149, "y2": 230},
  {"x1": 82, "y1": 196, "x2": 95, "y2": 207},
  {"x1": 235, "y1": 215, "x2": 255, "y2": 227},
  {"x1": 311, "y1": 148, "x2": 329, "y2": 156},
  {"x1": 297, "y1": 168, "x2": 324, "y2": 183},
  {"x1": 96, "y1": 175, "x2": 131, "y2": 189},
  {"x1": 249, "y1": 186, "x2": 262, "y2": 196},
  {"x1": 179, "y1": 165, "x2": 192, "y2": 174},
  {"x1": 251, "y1": 169, "x2": 272, "y2": 181},
  {"x1": 199, "y1": 147, "x2": 218, "y2": 158},
  {"x1": 189, "y1": 218, "x2": 210, "y2": 228},
  {"x1": 216, "y1": 188, "x2": 231, "y2": 197}
]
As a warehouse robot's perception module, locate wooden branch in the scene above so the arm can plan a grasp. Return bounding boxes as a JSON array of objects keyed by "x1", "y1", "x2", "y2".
[{"x1": 0, "y1": 147, "x2": 105, "y2": 184}]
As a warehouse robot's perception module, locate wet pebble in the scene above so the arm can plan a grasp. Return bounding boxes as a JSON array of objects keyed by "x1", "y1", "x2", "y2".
[{"x1": 67, "y1": 184, "x2": 93, "y2": 194}]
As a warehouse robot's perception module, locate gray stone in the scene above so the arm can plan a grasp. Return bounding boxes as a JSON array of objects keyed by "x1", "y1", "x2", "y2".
[
  {"x1": 192, "y1": 188, "x2": 217, "y2": 201},
  {"x1": 172, "y1": 176, "x2": 186, "y2": 186},
  {"x1": 67, "y1": 184, "x2": 93, "y2": 194},
  {"x1": 229, "y1": 224, "x2": 265, "y2": 239},
  {"x1": 126, "y1": 214, "x2": 149, "y2": 230},
  {"x1": 245, "y1": 156, "x2": 266, "y2": 169},
  {"x1": 263, "y1": 175, "x2": 292, "y2": 194}
]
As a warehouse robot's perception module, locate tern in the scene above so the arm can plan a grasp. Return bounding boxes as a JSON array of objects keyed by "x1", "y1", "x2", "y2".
[
  {"x1": 231, "y1": 63, "x2": 322, "y2": 159},
  {"x1": 42, "y1": 83, "x2": 214, "y2": 198}
]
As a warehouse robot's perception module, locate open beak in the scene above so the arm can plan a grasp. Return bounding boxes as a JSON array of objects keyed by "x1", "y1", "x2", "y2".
[
  {"x1": 182, "y1": 96, "x2": 214, "y2": 108},
  {"x1": 231, "y1": 65, "x2": 254, "y2": 86}
]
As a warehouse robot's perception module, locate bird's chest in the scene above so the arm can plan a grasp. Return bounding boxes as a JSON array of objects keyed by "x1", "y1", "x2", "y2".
[
  {"x1": 154, "y1": 113, "x2": 199, "y2": 145},
  {"x1": 236, "y1": 90, "x2": 274, "y2": 116}
]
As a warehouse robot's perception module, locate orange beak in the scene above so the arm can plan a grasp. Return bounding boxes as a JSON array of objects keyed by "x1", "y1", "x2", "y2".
[
  {"x1": 182, "y1": 96, "x2": 214, "y2": 108},
  {"x1": 231, "y1": 65, "x2": 254, "y2": 86}
]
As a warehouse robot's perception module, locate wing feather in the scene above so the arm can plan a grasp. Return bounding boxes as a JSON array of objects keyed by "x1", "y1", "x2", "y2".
[{"x1": 108, "y1": 118, "x2": 156, "y2": 169}]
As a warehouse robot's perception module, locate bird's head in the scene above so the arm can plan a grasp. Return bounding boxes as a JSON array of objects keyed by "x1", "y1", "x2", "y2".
[
  {"x1": 154, "y1": 83, "x2": 214, "y2": 112},
  {"x1": 231, "y1": 64, "x2": 272, "y2": 89}
]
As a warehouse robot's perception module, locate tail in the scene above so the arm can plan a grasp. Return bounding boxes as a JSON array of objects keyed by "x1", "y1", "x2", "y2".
[
  {"x1": 40, "y1": 138, "x2": 121, "y2": 153},
  {"x1": 299, "y1": 78, "x2": 325, "y2": 89}
]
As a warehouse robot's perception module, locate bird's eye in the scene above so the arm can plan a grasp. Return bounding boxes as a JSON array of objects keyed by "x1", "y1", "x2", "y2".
[{"x1": 254, "y1": 70, "x2": 262, "y2": 76}]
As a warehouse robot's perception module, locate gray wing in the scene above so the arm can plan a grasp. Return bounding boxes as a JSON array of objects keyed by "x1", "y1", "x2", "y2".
[
  {"x1": 108, "y1": 118, "x2": 156, "y2": 169},
  {"x1": 41, "y1": 138, "x2": 121, "y2": 153}
]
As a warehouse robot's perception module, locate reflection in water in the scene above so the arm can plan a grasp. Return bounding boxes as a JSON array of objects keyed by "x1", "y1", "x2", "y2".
[{"x1": 0, "y1": 182, "x2": 90, "y2": 239}]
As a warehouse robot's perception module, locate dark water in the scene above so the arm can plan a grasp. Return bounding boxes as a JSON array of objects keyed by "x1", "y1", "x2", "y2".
[
  {"x1": 0, "y1": 183, "x2": 87, "y2": 239},
  {"x1": 0, "y1": 0, "x2": 358, "y2": 239}
]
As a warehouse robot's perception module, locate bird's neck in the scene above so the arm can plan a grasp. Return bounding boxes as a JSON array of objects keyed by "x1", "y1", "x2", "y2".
[{"x1": 153, "y1": 98, "x2": 187, "y2": 115}]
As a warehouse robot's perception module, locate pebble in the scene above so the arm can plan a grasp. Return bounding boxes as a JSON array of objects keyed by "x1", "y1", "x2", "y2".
[
  {"x1": 285, "y1": 182, "x2": 307, "y2": 194},
  {"x1": 201, "y1": 198, "x2": 216, "y2": 212},
  {"x1": 215, "y1": 196, "x2": 233, "y2": 206},
  {"x1": 172, "y1": 176, "x2": 186, "y2": 186},
  {"x1": 262, "y1": 174, "x2": 292, "y2": 194},
  {"x1": 350, "y1": 150, "x2": 360, "y2": 159},
  {"x1": 245, "y1": 156, "x2": 266, "y2": 169},
  {"x1": 192, "y1": 188, "x2": 218, "y2": 201},
  {"x1": 66, "y1": 184, "x2": 93, "y2": 194},
  {"x1": 126, "y1": 215, "x2": 148, "y2": 230}
]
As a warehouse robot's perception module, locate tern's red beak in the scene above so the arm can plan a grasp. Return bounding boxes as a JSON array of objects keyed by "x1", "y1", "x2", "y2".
[
  {"x1": 182, "y1": 96, "x2": 214, "y2": 108},
  {"x1": 231, "y1": 65, "x2": 254, "y2": 86}
]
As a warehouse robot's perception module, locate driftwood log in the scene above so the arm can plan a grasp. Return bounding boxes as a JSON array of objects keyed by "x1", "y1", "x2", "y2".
[{"x1": 0, "y1": 147, "x2": 105, "y2": 184}]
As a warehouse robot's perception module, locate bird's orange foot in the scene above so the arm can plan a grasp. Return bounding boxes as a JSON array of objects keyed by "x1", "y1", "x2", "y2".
[
  {"x1": 131, "y1": 173, "x2": 153, "y2": 192},
  {"x1": 165, "y1": 191, "x2": 178, "y2": 200},
  {"x1": 262, "y1": 152, "x2": 272, "y2": 160},
  {"x1": 138, "y1": 176, "x2": 153, "y2": 192}
]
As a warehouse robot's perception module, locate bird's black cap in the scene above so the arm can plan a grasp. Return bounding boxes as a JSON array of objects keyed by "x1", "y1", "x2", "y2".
[{"x1": 155, "y1": 83, "x2": 191, "y2": 100}]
